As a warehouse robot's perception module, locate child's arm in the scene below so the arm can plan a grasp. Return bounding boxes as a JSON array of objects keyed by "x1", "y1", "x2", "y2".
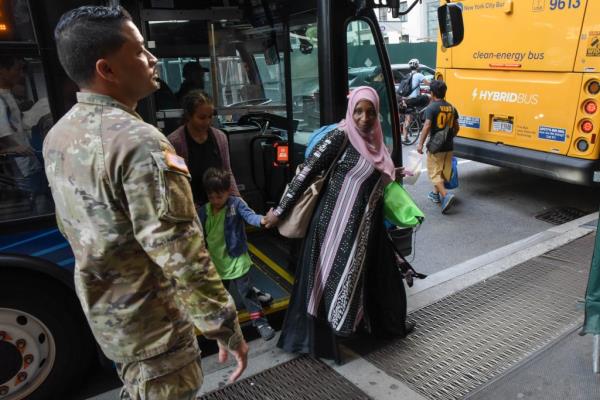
[{"x1": 234, "y1": 197, "x2": 263, "y2": 227}]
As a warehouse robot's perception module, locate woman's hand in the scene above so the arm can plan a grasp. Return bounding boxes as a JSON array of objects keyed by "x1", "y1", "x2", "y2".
[
  {"x1": 263, "y1": 208, "x2": 280, "y2": 228},
  {"x1": 395, "y1": 166, "x2": 406, "y2": 182},
  {"x1": 416, "y1": 143, "x2": 424, "y2": 154}
]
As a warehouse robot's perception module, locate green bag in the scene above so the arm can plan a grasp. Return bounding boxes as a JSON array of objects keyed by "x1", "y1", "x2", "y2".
[{"x1": 383, "y1": 181, "x2": 425, "y2": 228}]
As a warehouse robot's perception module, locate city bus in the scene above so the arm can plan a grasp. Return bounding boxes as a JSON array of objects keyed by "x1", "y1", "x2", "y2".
[
  {"x1": 437, "y1": 0, "x2": 600, "y2": 186},
  {"x1": 0, "y1": 1, "x2": 462, "y2": 399}
]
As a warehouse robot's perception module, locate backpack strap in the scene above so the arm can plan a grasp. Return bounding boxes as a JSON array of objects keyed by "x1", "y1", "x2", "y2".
[{"x1": 408, "y1": 70, "x2": 419, "y2": 95}]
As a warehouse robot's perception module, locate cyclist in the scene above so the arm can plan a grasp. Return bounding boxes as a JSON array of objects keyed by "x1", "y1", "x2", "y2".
[{"x1": 398, "y1": 59, "x2": 429, "y2": 144}]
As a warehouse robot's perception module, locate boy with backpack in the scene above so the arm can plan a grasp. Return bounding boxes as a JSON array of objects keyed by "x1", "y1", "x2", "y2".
[
  {"x1": 398, "y1": 58, "x2": 429, "y2": 144},
  {"x1": 198, "y1": 167, "x2": 276, "y2": 340},
  {"x1": 417, "y1": 79, "x2": 460, "y2": 214}
]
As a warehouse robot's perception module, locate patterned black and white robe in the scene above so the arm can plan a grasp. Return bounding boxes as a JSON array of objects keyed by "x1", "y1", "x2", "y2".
[{"x1": 274, "y1": 128, "x2": 395, "y2": 354}]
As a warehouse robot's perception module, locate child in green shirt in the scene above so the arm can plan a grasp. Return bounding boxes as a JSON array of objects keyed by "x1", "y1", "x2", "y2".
[{"x1": 198, "y1": 168, "x2": 275, "y2": 340}]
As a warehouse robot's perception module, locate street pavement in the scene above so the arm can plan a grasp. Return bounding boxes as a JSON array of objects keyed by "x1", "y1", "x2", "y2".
[
  {"x1": 85, "y1": 211, "x2": 599, "y2": 400},
  {"x1": 400, "y1": 145, "x2": 599, "y2": 276}
]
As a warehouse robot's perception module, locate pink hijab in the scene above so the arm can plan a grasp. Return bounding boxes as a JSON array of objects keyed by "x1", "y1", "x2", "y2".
[{"x1": 338, "y1": 86, "x2": 396, "y2": 180}]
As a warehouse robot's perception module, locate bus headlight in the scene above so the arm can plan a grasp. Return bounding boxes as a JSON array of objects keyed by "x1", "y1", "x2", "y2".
[{"x1": 576, "y1": 139, "x2": 589, "y2": 152}]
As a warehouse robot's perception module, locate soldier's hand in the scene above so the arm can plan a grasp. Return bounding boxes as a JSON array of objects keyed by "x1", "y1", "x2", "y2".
[{"x1": 218, "y1": 339, "x2": 249, "y2": 383}]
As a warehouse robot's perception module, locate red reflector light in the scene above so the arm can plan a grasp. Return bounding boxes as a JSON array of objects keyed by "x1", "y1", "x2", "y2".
[
  {"x1": 275, "y1": 144, "x2": 289, "y2": 163},
  {"x1": 584, "y1": 101, "x2": 598, "y2": 114},
  {"x1": 581, "y1": 120, "x2": 594, "y2": 133}
]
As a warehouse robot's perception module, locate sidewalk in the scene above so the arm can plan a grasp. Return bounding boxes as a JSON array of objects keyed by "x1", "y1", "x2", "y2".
[{"x1": 89, "y1": 212, "x2": 599, "y2": 400}]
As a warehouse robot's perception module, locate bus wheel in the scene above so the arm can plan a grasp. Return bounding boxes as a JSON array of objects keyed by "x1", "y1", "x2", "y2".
[{"x1": 0, "y1": 272, "x2": 95, "y2": 400}]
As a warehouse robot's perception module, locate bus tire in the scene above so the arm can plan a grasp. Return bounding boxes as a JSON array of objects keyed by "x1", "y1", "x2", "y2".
[{"x1": 0, "y1": 271, "x2": 95, "y2": 400}]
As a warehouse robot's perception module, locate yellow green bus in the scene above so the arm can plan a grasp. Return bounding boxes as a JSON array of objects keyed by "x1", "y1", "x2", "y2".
[{"x1": 437, "y1": 0, "x2": 600, "y2": 185}]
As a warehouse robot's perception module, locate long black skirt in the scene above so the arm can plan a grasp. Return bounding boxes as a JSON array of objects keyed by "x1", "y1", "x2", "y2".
[{"x1": 276, "y1": 200, "x2": 409, "y2": 359}]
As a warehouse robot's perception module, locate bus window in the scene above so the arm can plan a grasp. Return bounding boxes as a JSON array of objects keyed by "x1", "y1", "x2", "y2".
[
  {"x1": 212, "y1": 22, "x2": 287, "y2": 123},
  {"x1": 290, "y1": 18, "x2": 320, "y2": 147},
  {"x1": 0, "y1": 56, "x2": 53, "y2": 222},
  {"x1": 154, "y1": 57, "x2": 212, "y2": 109},
  {"x1": 144, "y1": 19, "x2": 214, "y2": 132},
  {"x1": 346, "y1": 19, "x2": 393, "y2": 146}
]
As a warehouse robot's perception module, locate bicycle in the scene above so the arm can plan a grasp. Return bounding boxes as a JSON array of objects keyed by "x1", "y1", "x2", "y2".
[{"x1": 399, "y1": 105, "x2": 426, "y2": 145}]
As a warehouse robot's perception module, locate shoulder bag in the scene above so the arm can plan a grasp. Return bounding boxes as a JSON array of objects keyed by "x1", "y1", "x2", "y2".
[{"x1": 278, "y1": 137, "x2": 348, "y2": 239}]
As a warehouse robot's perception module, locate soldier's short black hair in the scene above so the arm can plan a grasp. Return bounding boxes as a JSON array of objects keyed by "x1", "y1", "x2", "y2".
[
  {"x1": 182, "y1": 90, "x2": 214, "y2": 122},
  {"x1": 203, "y1": 168, "x2": 231, "y2": 194},
  {"x1": 54, "y1": 6, "x2": 132, "y2": 86},
  {"x1": 430, "y1": 79, "x2": 447, "y2": 99}
]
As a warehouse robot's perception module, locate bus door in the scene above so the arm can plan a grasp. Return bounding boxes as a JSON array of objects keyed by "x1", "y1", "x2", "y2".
[{"x1": 133, "y1": 2, "x2": 302, "y2": 320}]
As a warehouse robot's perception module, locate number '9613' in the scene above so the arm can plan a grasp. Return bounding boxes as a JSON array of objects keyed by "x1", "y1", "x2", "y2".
[{"x1": 550, "y1": 0, "x2": 581, "y2": 10}]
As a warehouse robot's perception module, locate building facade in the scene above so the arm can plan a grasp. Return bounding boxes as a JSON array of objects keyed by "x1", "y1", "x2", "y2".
[{"x1": 377, "y1": 0, "x2": 439, "y2": 44}]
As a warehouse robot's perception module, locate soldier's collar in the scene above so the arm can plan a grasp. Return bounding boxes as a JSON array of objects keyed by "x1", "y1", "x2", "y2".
[{"x1": 76, "y1": 92, "x2": 142, "y2": 120}]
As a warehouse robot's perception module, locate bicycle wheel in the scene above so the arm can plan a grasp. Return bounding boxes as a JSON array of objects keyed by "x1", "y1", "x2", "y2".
[{"x1": 405, "y1": 116, "x2": 421, "y2": 145}]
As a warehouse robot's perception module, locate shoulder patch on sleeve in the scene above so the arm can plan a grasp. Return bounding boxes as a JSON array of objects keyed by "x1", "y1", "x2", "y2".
[{"x1": 164, "y1": 151, "x2": 189, "y2": 174}]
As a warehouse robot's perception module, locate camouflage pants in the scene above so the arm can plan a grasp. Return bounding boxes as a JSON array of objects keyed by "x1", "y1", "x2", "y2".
[{"x1": 116, "y1": 337, "x2": 203, "y2": 400}]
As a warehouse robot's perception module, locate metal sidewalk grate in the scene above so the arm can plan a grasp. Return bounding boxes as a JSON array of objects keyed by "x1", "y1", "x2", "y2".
[
  {"x1": 364, "y1": 233, "x2": 595, "y2": 400},
  {"x1": 535, "y1": 207, "x2": 588, "y2": 225},
  {"x1": 466, "y1": 329, "x2": 600, "y2": 400},
  {"x1": 199, "y1": 355, "x2": 371, "y2": 400}
]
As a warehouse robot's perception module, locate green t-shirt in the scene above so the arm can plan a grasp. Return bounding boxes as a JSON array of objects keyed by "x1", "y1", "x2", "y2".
[{"x1": 205, "y1": 204, "x2": 252, "y2": 280}]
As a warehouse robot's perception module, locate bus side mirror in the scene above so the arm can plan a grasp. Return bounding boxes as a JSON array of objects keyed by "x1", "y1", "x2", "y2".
[
  {"x1": 388, "y1": 0, "x2": 400, "y2": 18},
  {"x1": 438, "y1": 3, "x2": 464, "y2": 48}
]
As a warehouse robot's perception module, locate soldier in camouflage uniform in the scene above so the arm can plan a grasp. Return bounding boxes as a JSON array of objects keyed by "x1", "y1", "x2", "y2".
[{"x1": 44, "y1": 6, "x2": 248, "y2": 399}]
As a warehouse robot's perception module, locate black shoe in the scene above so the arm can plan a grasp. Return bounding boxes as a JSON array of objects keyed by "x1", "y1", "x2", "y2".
[
  {"x1": 404, "y1": 320, "x2": 416, "y2": 336},
  {"x1": 256, "y1": 323, "x2": 275, "y2": 341},
  {"x1": 252, "y1": 286, "x2": 273, "y2": 306}
]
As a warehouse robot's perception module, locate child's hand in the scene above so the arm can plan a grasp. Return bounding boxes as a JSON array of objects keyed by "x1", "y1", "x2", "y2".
[{"x1": 260, "y1": 216, "x2": 266, "y2": 226}]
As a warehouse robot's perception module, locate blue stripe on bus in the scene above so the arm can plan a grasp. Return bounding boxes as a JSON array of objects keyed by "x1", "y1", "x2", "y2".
[
  {"x1": 37, "y1": 245, "x2": 74, "y2": 265},
  {"x1": 31, "y1": 242, "x2": 70, "y2": 257},
  {"x1": 57, "y1": 257, "x2": 75, "y2": 267},
  {"x1": 0, "y1": 228, "x2": 60, "y2": 251}
]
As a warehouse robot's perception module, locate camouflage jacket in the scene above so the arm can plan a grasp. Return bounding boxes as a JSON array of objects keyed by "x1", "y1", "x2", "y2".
[{"x1": 43, "y1": 92, "x2": 243, "y2": 363}]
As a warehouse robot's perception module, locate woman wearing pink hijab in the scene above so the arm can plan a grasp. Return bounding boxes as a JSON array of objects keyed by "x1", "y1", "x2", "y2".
[{"x1": 264, "y1": 86, "x2": 411, "y2": 360}]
